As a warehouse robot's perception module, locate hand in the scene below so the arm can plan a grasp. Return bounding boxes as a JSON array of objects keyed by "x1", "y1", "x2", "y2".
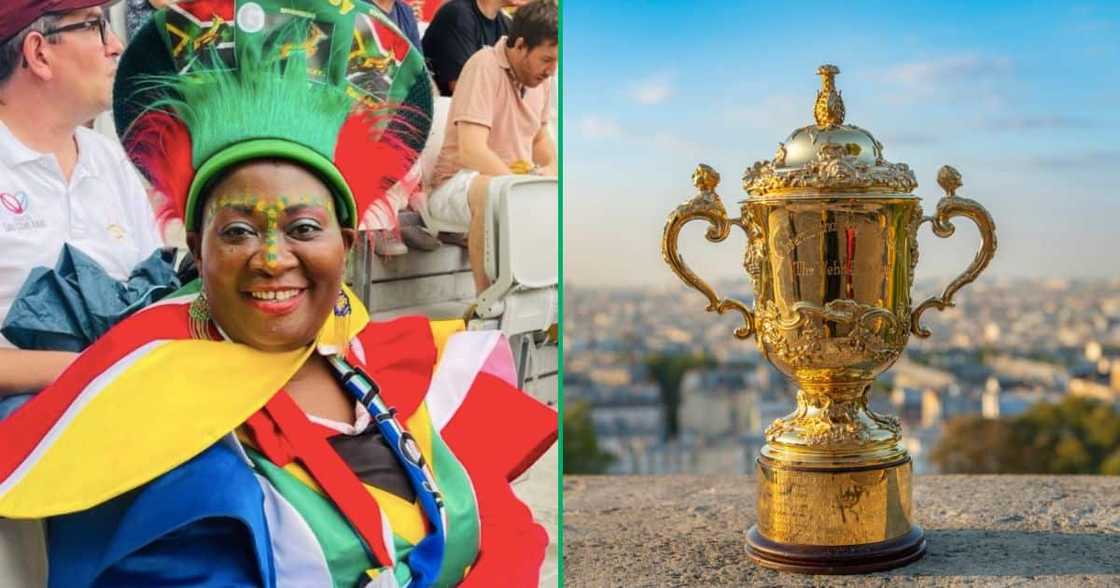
[{"x1": 509, "y1": 160, "x2": 535, "y2": 175}]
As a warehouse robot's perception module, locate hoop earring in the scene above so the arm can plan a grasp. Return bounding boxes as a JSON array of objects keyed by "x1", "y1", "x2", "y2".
[{"x1": 188, "y1": 291, "x2": 214, "y2": 341}]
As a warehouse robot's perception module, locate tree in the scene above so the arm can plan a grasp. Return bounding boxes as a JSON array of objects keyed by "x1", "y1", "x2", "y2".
[
  {"x1": 1101, "y1": 448, "x2": 1120, "y2": 475},
  {"x1": 1053, "y1": 434, "x2": 1092, "y2": 473},
  {"x1": 644, "y1": 352, "x2": 716, "y2": 438},
  {"x1": 932, "y1": 396, "x2": 1120, "y2": 474},
  {"x1": 930, "y1": 415, "x2": 1021, "y2": 474},
  {"x1": 563, "y1": 400, "x2": 615, "y2": 474}
]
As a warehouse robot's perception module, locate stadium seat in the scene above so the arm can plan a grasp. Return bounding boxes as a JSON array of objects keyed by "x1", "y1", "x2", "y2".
[{"x1": 474, "y1": 175, "x2": 559, "y2": 336}]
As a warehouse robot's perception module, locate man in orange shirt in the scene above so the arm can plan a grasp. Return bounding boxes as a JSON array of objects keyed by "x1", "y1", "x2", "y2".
[{"x1": 426, "y1": 0, "x2": 557, "y2": 292}]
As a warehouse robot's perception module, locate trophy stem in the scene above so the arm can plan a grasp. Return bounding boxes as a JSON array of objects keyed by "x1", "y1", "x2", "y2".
[
  {"x1": 762, "y1": 380, "x2": 906, "y2": 466},
  {"x1": 748, "y1": 379, "x2": 926, "y2": 573}
]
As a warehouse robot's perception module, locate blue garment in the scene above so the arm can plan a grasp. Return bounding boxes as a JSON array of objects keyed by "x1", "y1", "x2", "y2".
[
  {"x1": 1, "y1": 245, "x2": 181, "y2": 352},
  {"x1": 378, "y1": 0, "x2": 423, "y2": 54},
  {"x1": 0, "y1": 393, "x2": 32, "y2": 420},
  {"x1": 47, "y1": 441, "x2": 272, "y2": 587}
]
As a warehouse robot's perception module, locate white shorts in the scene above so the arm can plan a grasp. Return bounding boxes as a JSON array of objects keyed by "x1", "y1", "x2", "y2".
[{"x1": 424, "y1": 169, "x2": 479, "y2": 233}]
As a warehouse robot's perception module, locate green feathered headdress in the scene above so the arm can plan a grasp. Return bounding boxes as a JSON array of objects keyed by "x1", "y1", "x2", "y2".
[{"x1": 114, "y1": 0, "x2": 433, "y2": 231}]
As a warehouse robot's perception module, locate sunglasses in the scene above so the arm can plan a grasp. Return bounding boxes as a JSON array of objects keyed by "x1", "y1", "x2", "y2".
[{"x1": 43, "y1": 16, "x2": 110, "y2": 46}]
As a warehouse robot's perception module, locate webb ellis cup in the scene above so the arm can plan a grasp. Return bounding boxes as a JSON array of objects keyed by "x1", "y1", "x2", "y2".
[{"x1": 662, "y1": 65, "x2": 997, "y2": 573}]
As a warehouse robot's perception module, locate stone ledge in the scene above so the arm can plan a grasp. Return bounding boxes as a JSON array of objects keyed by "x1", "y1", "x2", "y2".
[{"x1": 563, "y1": 475, "x2": 1120, "y2": 587}]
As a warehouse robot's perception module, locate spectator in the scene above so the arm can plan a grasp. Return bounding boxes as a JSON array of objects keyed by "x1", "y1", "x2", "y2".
[
  {"x1": 0, "y1": 1, "x2": 162, "y2": 399},
  {"x1": 372, "y1": 0, "x2": 424, "y2": 52},
  {"x1": 422, "y1": 0, "x2": 524, "y2": 96},
  {"x1": 425, "y1": 0, "x2": 556, "y2": 292},
  {"x1": 125, "y1": 0, "x2": 172, "y2": 41}
]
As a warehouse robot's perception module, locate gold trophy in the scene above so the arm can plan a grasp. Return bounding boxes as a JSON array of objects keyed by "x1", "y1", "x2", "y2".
[{"x1": 662, "y1": 65, "x2": 996, "y2": 574}]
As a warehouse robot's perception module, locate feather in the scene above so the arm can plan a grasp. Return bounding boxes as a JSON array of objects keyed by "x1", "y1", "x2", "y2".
[{"x1": 122, "y1": 110, "x2": 194, "y2": 233}]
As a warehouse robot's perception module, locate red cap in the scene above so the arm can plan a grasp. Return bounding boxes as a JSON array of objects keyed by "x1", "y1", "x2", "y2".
[{"x1": 0, "y1": 0, "x2": 112, "y2": 45}]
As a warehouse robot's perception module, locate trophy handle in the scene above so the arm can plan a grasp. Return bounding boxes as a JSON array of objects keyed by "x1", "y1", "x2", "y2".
[
  {"x1": 661, "y1": 164, "x2": 756, "y2": 339},
  {"x1": 911, "y1": 166, "x2": 998, "y2": 338}
]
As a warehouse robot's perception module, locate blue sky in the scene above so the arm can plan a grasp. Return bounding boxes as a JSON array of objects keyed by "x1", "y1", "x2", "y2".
[{"x1": 563, "y1": 1, "x2": 1120, "y2": 287}]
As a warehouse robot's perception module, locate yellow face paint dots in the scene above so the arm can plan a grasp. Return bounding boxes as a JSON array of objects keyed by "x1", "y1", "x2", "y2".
[{"x1": 203, "y1": 192, "x2": 337, "y2": 269}]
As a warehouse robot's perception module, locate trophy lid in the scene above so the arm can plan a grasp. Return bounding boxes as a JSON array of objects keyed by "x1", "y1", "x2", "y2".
[{"x1": 742, "y1": 65, "x2": 918, "y2": 197}]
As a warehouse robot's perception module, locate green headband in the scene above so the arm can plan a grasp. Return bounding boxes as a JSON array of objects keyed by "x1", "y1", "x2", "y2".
[{"x1": 186, "y1": 139, "x2": 356, "y2": 230}]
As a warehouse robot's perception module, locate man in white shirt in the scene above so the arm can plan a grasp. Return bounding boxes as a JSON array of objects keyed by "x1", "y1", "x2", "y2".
[{"x1": 0, "y1": 1, "x2": 163, "y2": 396}]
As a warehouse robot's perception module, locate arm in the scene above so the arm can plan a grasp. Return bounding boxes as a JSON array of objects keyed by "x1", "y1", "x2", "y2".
[
  {"x1": 458, "y1": 122, "x2": 513, "y2": 177},
  {"x1": 0, "y1": 349, "x2": 76, "y2": 395},
  {"x1": 531, "y1": 124, "x2": 557, "y2": 177}
]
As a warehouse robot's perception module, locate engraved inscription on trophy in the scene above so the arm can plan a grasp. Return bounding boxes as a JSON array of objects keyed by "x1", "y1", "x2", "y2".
[
  {"x1": 772, "y1": 221, "x2": 863, "y2": 257},
  {"x1": 769, "y1": 216, "x2": 883, "y2": 282}
]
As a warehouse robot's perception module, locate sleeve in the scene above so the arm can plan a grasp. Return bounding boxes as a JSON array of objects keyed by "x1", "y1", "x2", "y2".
[
  {"x1": 422, "y1": 3, "x2": 482, "y2": 96},
  {"x1": 93, "y1": 518, "x2": 263, "y2": 588},
  {"x1": 448, "y1": 53, "x2": 501, "y2": 129}
]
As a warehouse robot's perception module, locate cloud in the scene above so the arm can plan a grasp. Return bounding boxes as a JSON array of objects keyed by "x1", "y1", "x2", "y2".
[
  {"x1": 875, "y1": 55, "x2": 1014, "y2": 108},
  {"x1": 882, "y1": 55, "x2": 1013, "y2": 87},
  {"x1": 569, "y1": 113, "x2": 718, "y2": 161},
  {"x1": 979, "y1": 115, "x2": 1090, "y2": 131},
  {"x1": 650, "y1": 131, "x2": 707, "y2": 156},
  {"x1": 1069, "y1": 19, "x2": 1114, "y2": 33},
  {"x1": 1028, "y1": 149, "x2": 1120, "y2": 169},
  {"x1": 629, "y1": 72, "x2": 674, "y2": 105},
  {"x1": 1067, "y1": 4, "x2": 1116, "y2": 33},
  {"x1": 879, "y1": 131, "x2": 941, "y2": 146},
  {"x1": 723, "y1": 94, "x2": 804, "y2": 131},
  {"x1": 577, "y1": 116, "x2": 623, "y2": 140}
]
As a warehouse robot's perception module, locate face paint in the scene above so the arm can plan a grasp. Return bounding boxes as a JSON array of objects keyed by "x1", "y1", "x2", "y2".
[
  {"x1": 204, "y1": 193, "x2": 336, "y2": 268},
  {"x1": 257, "y1": 197, "x2": 283, "y2": 268}
]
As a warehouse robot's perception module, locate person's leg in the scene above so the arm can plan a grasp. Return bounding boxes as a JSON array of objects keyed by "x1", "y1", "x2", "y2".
[{"x1": 467, "y1": 174, "x2": 493, "y2": 293}]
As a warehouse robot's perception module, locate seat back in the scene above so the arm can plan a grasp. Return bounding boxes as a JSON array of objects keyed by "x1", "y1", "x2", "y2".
[{"x1": 475, "y1": 176, "x2": 558, "y2": 334}]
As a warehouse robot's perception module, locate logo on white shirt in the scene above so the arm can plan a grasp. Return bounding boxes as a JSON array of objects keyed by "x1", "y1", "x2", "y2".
[
  {"x1": 0, "y1": 190, "x2": 45, "y2": 232},
  {"x1": 0, "y1": 191, "x2": 28, "y2": 216}
]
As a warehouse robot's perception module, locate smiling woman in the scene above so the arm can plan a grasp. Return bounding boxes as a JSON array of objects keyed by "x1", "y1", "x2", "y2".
[
  {"x1": 0, "y1": 2, "x2": 556, "y2": 587},
  {"x1": 193, "y1": 161, "x2": 355, "y2": 353}
]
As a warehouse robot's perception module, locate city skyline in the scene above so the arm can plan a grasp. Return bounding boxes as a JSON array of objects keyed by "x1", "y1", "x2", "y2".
[
  {"x1": 565, "y1": 277, "x2": 1120, "y2": 476},
  {"x1": 564, "y1": 1, "x2": 1120, "y2": 287}
]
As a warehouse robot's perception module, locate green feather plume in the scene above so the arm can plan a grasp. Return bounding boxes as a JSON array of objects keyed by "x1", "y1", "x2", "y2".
[{"x1": 155, "y1": 50, "x2": 353, "y2": 172}]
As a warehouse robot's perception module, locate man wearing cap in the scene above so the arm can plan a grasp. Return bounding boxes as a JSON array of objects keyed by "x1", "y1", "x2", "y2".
[{"x1": 0, "y1": 1, "x2": 163, "y2": 398}]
